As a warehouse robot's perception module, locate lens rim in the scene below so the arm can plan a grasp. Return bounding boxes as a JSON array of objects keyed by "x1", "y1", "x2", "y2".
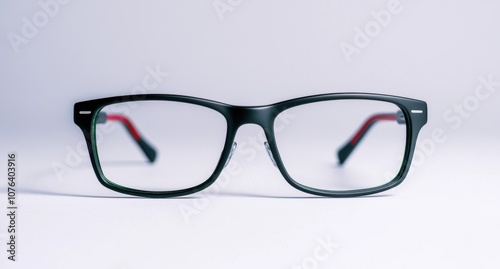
[
  {"x1": 93, "y1": 101, "x2": 229, "y2": 192},
  {"x1": 265, "y1": 94, "x2": 427, "y2": 197},
  {"x1": 74, "y1": 93, "x2": 427, "y2": 198},
  {"x1": 75, "y1": 95, "x2": 236, "y2": 197}
]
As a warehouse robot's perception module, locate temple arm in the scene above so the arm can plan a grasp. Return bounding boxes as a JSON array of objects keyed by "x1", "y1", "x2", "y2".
[
  {"x1": 96, "y1": 112, "x2": 157, "y2": 162},
  {"x1": 337, "y1": 111, "x2": 405, "y2": 165}
]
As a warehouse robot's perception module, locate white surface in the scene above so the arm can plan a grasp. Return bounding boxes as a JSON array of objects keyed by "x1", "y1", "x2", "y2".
[{"x1": 1, "y1": 0, "x2": 500, "y2": 268}]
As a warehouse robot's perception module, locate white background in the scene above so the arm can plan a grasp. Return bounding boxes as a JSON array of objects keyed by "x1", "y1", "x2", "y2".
[{"x1": 1, "y1": 0, "x2": 499, "y2": 268}]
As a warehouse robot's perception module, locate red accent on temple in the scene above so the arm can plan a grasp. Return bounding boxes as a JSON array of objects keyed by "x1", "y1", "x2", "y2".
[
  {"x1": 350, "y1": 114, "x2": 397, "y2": 145},
  {"x1": 106, "y1": 114, "x2": 141, "y2": 140}
]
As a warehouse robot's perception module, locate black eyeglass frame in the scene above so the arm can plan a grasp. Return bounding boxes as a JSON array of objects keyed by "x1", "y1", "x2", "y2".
[{"x1": 74, "y1": 93, "x2": 427, "y2": 198}]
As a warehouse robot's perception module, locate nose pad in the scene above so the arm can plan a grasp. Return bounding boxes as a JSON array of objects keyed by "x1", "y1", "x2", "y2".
[
  {"x1": 224, "y1": 142, "x2": 237, "y2": 167},
  {"x1": 264, "y1": 142, "x2": 278, "y2": 167}
]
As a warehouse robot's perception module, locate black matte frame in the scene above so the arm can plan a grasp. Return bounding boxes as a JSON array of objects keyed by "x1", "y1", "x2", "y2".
[{"x1": 74, "y1": 93, "x2": 427, "y2": 198}]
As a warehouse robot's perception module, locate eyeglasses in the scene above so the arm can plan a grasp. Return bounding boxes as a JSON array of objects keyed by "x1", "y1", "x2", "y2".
[{"x1": 74, "y1": 93, "x2": 427, "y2": 198}]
